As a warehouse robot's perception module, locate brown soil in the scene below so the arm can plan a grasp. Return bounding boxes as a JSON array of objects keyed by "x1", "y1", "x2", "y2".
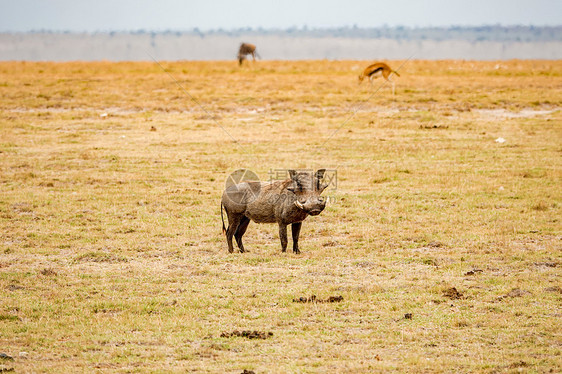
[
  {"x1": 293, "y1": 295, "x2": 344, "y2": 303},
  {"x1": 220, "y1": 331, "x2": 273, "y2": 340},
  {"x1": 443, "y1": 287, "x2": 464, "y2": 299}
]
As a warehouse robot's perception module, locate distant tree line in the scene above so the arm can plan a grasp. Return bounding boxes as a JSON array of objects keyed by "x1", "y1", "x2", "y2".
[
  {"x1": 20, "y1": 26, "x2": 562, "y2": 43},
  {"x1": 202, "y1": 25, "x2": 562, "y2": 42}
]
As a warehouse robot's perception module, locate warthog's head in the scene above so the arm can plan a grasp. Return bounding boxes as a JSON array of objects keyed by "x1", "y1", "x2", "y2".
[{"x1": 288, "y1": 169, "x2": 328, "y2": 216}]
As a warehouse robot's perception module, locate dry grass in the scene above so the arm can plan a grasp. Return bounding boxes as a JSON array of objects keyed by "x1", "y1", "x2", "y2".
[{"x1": 1, "y1": 59, "x2": 561, "y2": 373}]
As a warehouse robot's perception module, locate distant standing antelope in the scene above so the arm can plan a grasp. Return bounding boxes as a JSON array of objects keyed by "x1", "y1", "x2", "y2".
[
  {"x1": 237, "y1": 43, "x2": 260, "y2": 65},
  {"x1": 358, "y1": 62, "x2": 400, "y2": 94}
]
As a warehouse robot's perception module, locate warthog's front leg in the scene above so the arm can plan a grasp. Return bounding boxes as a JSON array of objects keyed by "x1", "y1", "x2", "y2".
[
  {"x1": 291, "y1": 222, "x2": 302, "y2": 254},
  {"x1": 278, "y1": 223, "x2": 288, "y2": 252}
]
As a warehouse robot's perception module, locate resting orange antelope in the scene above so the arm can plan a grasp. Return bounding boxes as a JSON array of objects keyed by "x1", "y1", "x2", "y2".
[
  {"x1": 358, "y1": 62, "x2": 400, "y2": 94},
  {"x1": 237, "y1": 43, "x2": 260, "y2": 65}
]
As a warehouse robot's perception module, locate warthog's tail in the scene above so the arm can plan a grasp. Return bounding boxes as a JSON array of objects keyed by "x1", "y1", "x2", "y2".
[
  {"x1": 392, "y1": 70, "x2": 400, "y2": 77},
  {"x1": 221, "y1": 202, "x2": 226, "y2": 235}
]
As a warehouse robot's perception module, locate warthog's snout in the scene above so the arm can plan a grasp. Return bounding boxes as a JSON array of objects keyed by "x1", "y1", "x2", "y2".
[
  {"x1": 295, "y1": 196, "x2": 326, "y2": 216},
  {"x1": 308, "y1": 207, "x2": 324, "y2": 216}
]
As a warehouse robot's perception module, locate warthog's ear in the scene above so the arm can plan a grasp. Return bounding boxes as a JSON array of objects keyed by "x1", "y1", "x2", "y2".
[
  {"x1": 287, "y1": 170, "x2": 299, "y2": 192},
  {"x1": 315, "y1": 169, "x2": 326, "y2": 179},
  {"x1": 315, "y1": 169, "x2": 328, "y2": 192}
]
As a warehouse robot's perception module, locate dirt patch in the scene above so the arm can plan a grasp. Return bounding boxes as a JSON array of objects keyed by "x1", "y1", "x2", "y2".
[
  {"x1": 322, "y1": 240, "x2": 340, "y2": 247},
  {"x1": 395, "y1": 313, "x2": 414, "y2": 322},
  {"x1": 419, "y1": 124, "x2": 449, "y2": 129},
  {"x1": 427, "y1": 241, "x2": 444, "y2": 248},
  {"x1": 354, "y1": 261, "x2": 376, "y2": 268},
  {"x1": 40, "y1": 268, "x2": 58, "y2": 276},
  {"x1": 506, "y1": 288, "x2": 532, "y2": 298},
  {"x1": 241, "y1": 370, "x2": 256, "y2": 374},
  {"x1": 0, "y1": 353, "x2": 14, "y2": 373},
  {"x1": 498, "y1": 288, "x2": 532, "y2": 300},
  {"x1": 507, "y1": 361, "x2": 529, "y2": 369},
  {"x1": 6, "y1": 284, "x2": 24, "y2": 291},
  {"x1": 534, "y1": 262, "x2": 558, "y2": 268},
  {"x1": 403, "y1": 313, "x2": 413, "y2": 320},
  {"x1": 475, "y1": 108, "x2": 556, "y2": 119},
  {"x1": 442, "y1": 287, "x2": 464, "y2": 299},
  {"x1": 544, "y1": 286, "x2": 562, "y2": 294},
  {"x1": 464, "y1": 269, "x2": 483, "y2": 276},
  {"x1": 220, "y1": 331, "x2": 273, "y2": 340},
  {"x1": 293, "y1": 295, "x2": 344, "y2": 303},
  {"x1": 11, "y1": 202, "x2": 33, "y2": 213}
]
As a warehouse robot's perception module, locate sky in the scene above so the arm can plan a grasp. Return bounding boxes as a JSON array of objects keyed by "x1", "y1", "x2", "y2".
[{"x1": 1, "y1": 0, "x2": 561, "y2": 32}]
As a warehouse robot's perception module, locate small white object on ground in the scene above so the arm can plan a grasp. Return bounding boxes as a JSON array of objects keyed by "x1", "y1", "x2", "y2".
[{"x1": 495, "y1": 137, "x2": 506, "y2": 143}]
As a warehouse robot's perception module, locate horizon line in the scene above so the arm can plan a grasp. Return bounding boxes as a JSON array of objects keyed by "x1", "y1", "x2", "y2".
[{"x1": 2, "y1": 24, "x2": 562, "y2": 34}]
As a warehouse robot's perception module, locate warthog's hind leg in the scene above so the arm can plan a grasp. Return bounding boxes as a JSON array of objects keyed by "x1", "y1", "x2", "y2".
[
  {"x1": 234, "y1": 216, "x2": 250, "y2": 253},
  {"x1": 226, "y1": 213, "x2": 243, "y2": 253}
]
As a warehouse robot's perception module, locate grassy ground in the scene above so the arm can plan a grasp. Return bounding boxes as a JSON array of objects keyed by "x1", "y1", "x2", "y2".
[{"x1": 0, "y1": 59, "x2": 561, "y2": 373}]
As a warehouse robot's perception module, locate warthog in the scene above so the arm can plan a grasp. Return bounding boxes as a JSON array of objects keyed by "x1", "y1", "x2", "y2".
[{"x1": 221, "y1": 169, "x2": 328, "y2": 253}]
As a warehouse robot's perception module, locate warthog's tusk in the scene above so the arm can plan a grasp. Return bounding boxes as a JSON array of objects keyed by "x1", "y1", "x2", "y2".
[{"x1": 294, "y1": 200, "x2": 305, "y2": 210}]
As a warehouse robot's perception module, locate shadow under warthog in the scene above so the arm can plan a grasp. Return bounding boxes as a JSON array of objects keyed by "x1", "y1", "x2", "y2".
[{"x1": 221, "y1": 169, "x2": 328, "y2": 253}]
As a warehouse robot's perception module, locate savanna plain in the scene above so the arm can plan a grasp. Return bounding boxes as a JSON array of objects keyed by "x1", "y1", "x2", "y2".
[{"x1": 0, "y1": 59, "x2": 561, "y2": 373}]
